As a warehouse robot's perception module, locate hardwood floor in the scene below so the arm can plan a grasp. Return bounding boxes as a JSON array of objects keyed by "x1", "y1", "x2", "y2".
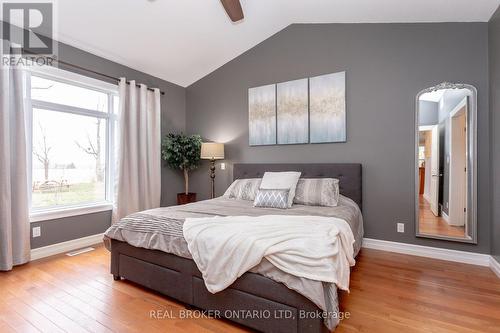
[
  {"x1": 1, "y1": 245, "x2": 499, "y2": 333},
  {"x1": 418, "y1": 195, "x2": 466, "y2": 238}
]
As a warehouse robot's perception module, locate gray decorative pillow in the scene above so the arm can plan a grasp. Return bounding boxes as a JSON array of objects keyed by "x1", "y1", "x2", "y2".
[
  {"x1": 253, "y1": 189, "x2": 289, "y2": 209},
  {"x1": 223, "y1": 178, "x2": 262, "y2": 201},
  {"x1": 293, "y1": 178, "x2": 339, "y2": 207}
]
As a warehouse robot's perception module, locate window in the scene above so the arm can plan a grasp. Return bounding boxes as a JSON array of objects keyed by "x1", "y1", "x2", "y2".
[{"x1": 27, "y1": 66, "x2": 118, "y2": 219}]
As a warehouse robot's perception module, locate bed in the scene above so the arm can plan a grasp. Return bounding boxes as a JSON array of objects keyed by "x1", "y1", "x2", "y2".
[{"x1": 105, "y1": 163, "x2": 363, "y2": 333}]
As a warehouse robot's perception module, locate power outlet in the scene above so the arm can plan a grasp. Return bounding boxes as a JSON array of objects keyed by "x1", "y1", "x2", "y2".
[
  {"x1": 397, "y1": 223, "x2": 405, "y2": 233},
  {"x1": 220, "y1": 162, "x2": 226, "y2": 170},
  {"x1": 32, "y1": 226, "x2": 41, "y2": 238}
]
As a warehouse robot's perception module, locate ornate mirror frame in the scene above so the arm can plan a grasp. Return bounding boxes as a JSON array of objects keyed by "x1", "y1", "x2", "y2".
[{"x1": 415, "y1": 82, "x2": 478, "y2": 243}]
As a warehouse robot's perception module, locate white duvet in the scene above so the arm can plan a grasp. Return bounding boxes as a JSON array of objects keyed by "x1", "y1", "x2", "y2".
[{"x1": 183, "y1": 215, "x2": 356, "y2": 294}]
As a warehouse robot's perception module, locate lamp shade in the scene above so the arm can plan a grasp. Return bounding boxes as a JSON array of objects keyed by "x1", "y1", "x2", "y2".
[{"x1": 201, "y1": 142, "x2": 224, "y2": 160}]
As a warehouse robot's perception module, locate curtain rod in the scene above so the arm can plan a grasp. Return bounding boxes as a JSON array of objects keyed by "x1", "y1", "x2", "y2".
[
  {"x1": 22, "y1": 51, "x2": 166, "y2": 95},
  {"x1": 56, "y1": 58, "x2": 166, "y2": 95}
]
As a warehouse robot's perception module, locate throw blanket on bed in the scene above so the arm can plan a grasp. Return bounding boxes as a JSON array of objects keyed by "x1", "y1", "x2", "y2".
[{"x1": 183, "y1": 215, "x2": 355, "y2": 294}]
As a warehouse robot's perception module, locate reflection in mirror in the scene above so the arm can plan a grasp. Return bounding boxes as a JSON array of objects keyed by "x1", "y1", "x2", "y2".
[{"x1": 416, "y1": 83, "x2": 476, "y2": 243}]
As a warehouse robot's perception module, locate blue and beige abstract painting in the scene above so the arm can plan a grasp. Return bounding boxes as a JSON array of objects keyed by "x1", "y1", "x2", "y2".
[
  {"x1": 248, "y1": 84, "x2": 276, "y2": 146},
  {"x1": 309, "y1": 71, "x2": 346, "y2": 143},
  {"x1": 277, "y1": 78, "x2": 309, "y2": 144}
]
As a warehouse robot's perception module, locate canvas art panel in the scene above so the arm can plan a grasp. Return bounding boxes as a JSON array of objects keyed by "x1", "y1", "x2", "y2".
[
  {"x1": 309, "y1": 71, "x2": 346, "y2": 143},
  {"x1": 277, "y1": 78, "x2": 309, "y2": 144},
  {"x1": 248, "y1": 84, "x2": 276, "y2": 145}
]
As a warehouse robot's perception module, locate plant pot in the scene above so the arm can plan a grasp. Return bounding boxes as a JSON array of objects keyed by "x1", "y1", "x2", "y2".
[{"x1": 177, "y1": 193, "x2": 196, "y2": 205}]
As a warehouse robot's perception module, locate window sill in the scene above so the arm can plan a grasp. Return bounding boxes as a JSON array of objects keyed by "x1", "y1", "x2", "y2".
[{"x1": 30, "y1": 203, "x2": 113, "y2": 223}]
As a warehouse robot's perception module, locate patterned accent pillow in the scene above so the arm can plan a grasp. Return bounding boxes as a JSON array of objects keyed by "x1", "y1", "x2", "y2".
[
  {"x1": 253, "y1": 189, "x2": 290, "y2": 209},
  {"x1": 223, "y1": 178, "x2": 262, "y2": 201},
  {"x1": 293, "y1": 178, "x2": 339, "y2": 207}
]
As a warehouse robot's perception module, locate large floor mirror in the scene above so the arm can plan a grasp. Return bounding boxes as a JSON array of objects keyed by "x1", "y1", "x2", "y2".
[{"x1": 415, "y1": 83, "x2": 477, "y2": 243}]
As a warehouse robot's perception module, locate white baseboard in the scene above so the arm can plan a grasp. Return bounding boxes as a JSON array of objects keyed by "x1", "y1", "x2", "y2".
[
  {"x1": 490, "y1": 256, "x2": 500, "y2": 279},
  {"x1": 362, "y1": 238, "x2": 491, "y2": 267},
  {"x1": 30, "y1": 234, "x2": 499, "y2": 279},
  {"x1": 31, "y1": 233, "x2": 104, "y2": 261},
  {"x1": 442, "y1": 211, "x2": 450, "y2": 223}
]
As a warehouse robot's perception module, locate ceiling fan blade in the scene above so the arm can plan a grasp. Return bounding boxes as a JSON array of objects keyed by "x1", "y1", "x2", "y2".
[{"x1": 220, "y1": 0, "x2": 244, "y2": 22}]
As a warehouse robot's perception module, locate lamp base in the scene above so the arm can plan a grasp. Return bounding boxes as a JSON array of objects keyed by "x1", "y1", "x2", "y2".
[
  {"x1": 209, "y1": 159, "x2": 217, "y2": 199},
  {"x1": 177, "y1": 193, "x2": 197, "y2": 205}
]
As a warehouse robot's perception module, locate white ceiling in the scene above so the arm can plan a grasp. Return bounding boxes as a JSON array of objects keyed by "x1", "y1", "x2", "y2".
[
  {"x1": 420, "y1": 90, "x2": 445, "y2": 102},
  {"x1": 56, "y1": 0, "x2": 500, "y2": 87}
]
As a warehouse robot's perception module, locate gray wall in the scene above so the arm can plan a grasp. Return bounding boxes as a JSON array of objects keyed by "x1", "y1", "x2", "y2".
[
  {"x1": 490, "y1": 7, "x2": 500, "y2": 263},
  {"x1": 186, "y1": 23, "x2": 490, "y2": 254},
  {"x1": 29, "y1": 39, "x2": 186, "y2": 249},
  {"x1": 418, "y1": 101, "x2": 438, "y2": 126},
  {"x1": 31, "y1": 211, "x2": 111, "y2": 248}
]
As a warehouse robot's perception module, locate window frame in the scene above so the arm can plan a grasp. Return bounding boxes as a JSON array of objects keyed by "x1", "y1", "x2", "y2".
[{"x1": 27, "y1": 66, "x2": 119, "y2": 222}]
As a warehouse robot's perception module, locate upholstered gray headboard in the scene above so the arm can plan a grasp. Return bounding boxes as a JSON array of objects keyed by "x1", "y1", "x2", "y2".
[{"x1": 233, "y1": 163, "x2": 362, "y2": 209}]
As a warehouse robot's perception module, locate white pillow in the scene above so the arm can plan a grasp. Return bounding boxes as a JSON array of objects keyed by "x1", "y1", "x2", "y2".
[{"x1": 260, "y1": 171, "x2": 301, "y2": 207}]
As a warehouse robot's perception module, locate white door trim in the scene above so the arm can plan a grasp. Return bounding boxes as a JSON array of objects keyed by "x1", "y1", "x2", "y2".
[
  {"x1": 449, "y1": 97, "x2": 468, "y2": 118},
  {"x1": 448, "y1": 96, "x2": 468, "y2": 227},
  {"x1": 429, "y1": 125, "x2": 440, "y2": 216}
]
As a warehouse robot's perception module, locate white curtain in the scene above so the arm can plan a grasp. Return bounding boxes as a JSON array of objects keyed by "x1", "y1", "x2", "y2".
[
  {"x1": 0, "y1": 65, "x2": 30, "y2": 271},
  {"x1": 115, "y1": 78, "x2": 161, "y2": 221}
]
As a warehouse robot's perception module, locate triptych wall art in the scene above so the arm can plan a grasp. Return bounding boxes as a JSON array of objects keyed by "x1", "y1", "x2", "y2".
[{"x1": 248, "y1": 71, "x2": 346, "y2": 146}]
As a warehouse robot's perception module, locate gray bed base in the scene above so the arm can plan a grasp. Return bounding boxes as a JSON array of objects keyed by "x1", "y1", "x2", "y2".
[{"x1": 110, "y1": 163, "x2": 362, "y2": 333}]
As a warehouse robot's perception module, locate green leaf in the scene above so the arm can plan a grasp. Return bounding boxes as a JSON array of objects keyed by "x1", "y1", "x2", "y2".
[{"x1": 161, "y1": 133, "x2": 202, "y2": 172}]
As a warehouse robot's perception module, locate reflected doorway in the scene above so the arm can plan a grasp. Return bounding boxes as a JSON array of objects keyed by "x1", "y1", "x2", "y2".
[{"x1": 416, "y1": 83, "x2": 475, "y2": 242}]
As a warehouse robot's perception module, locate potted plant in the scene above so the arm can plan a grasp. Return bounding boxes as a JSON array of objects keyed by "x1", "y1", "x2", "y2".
[{"x1": 162, "y1": 133, "x2": 202, "y2": 204}]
